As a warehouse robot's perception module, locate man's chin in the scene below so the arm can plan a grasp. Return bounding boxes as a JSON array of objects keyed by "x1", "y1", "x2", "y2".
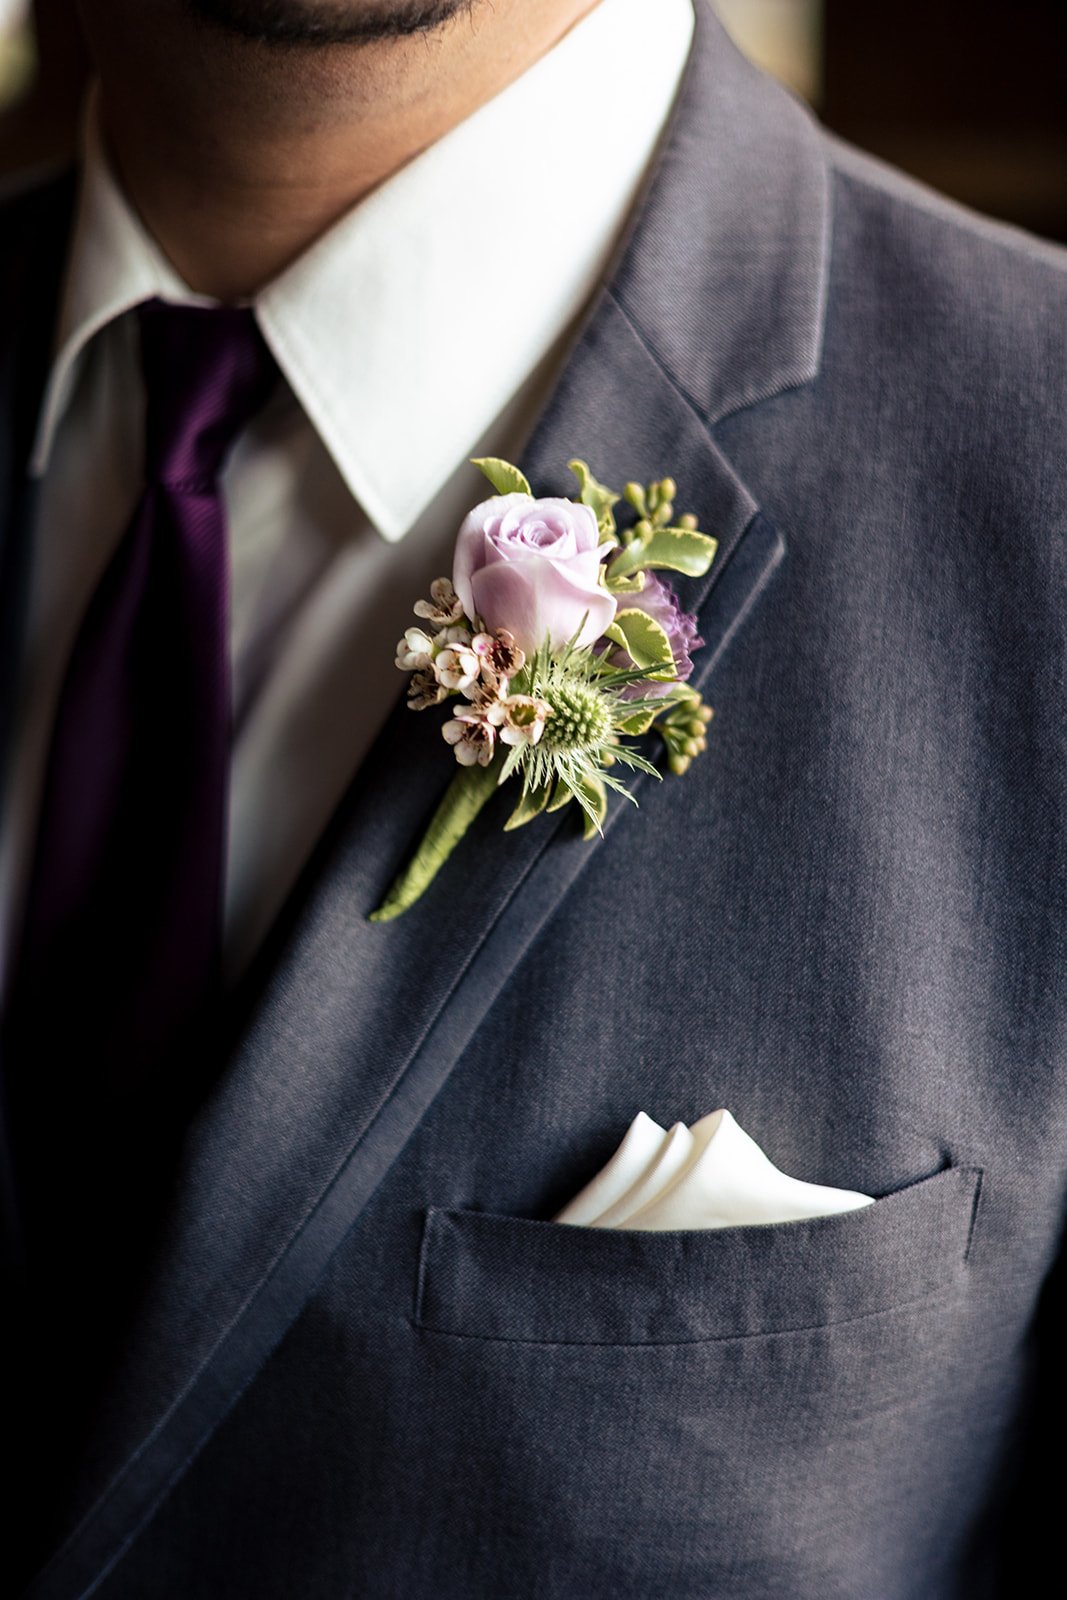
[{"x1": 184, "y1": 0, "x2": 476, "y2": 46}]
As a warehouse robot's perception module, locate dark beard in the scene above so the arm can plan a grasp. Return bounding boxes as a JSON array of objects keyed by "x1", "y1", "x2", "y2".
[{"x1": 184, "y1": 0, "x2": 476, "y2": 46}]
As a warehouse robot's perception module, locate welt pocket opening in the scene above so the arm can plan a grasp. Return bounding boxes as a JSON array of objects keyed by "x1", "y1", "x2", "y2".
[{"x1": 413, "y1": 1165, "x2": 983, "y2": 1346}]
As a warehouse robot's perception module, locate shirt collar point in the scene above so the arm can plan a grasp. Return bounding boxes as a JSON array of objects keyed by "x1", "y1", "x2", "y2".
[
  {"x1": 328, "y1": 454, "x2": 418, "y2": 544},
  {"x1": 373, "y1": 514, "x2": 410, "y2": 545}
]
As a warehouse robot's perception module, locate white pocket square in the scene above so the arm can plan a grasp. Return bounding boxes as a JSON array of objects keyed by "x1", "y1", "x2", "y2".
[{"x1": 555, "y1": 1109, "x2": 873, "y2": 1230}]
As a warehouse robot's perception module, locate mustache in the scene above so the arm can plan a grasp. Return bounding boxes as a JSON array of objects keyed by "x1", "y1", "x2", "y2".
[{"x1": 184, "y1": 0, "x2": 478, "y2": 47}]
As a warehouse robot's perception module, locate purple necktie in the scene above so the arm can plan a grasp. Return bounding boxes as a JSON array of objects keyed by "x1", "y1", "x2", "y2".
[
  {"x1": 14, "y1": 299, "x2": 277, "y2": 1092},
  {"x1": 3, "y1": 302, "x2": 277, "y2": 1539}
]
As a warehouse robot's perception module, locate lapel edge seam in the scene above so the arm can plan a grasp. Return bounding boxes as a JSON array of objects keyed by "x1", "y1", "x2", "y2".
[
  {"x1": 606, "y1": 275, "x2": 827, "y2": 437},
  {"x1": 702, "y1": 514, "x2": 787, "y2": 677}
]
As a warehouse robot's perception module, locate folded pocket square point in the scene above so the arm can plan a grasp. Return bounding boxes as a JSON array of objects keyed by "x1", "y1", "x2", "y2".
[{"x1": 557, "y1": 1107, "x2": 873, "y2": 1232}]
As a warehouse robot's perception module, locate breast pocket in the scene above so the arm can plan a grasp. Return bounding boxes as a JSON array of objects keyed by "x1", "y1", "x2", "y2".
[
  {"x1": 414, "y1": 1164, "x2": 982, "y2": 1343},
  {"x1": 408, "y1": 1166, "x2": 984, "y2": 1598}
]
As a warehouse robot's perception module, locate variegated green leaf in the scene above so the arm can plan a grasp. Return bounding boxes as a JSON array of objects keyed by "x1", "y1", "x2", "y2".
[
  {"x1": 575, "y1": 775, "x2": 608, "y2": 839},
  {"x1": 547, "y1": 778, "x2": 576, "y2": 814},
  {"x1": 471, "y1": 456, "x2": 533, "y2": 498},
  {"x1": 602, "y1": 607, "x2": 675, "y2": 680},
  {"x1": 568, "y1": 458, "x2": 620, "y2": 538},
  {"x1": 607, "y1": 526, "x2": 717, "y2": 582},
  {"x1": 605, "y1": 569, "x2": 647, "y2": 595},
  {"x1": 504, "y1": 781, "x2": 552, "y2": 831},
  {"x1": 617, "y1": 706, "x2": 658, "y2": 736}
]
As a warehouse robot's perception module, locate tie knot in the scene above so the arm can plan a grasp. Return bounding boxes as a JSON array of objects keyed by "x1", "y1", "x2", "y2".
[{"x1": 137, "y1": 299, "x2": 277, "y2": 487}]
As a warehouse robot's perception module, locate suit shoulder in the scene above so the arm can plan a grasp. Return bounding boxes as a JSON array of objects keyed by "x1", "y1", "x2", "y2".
[
  {"x1": 816, "y1": 131, "x2": 1067, "y2": 467},
  {"x1": 823, "y1": 132, "x2": 1067, "y2": 309}
]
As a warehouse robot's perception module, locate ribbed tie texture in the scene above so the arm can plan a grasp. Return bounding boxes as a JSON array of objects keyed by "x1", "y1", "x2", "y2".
[{"x1": 6, "y1": 298, "x2": 277, "y2": 1273}]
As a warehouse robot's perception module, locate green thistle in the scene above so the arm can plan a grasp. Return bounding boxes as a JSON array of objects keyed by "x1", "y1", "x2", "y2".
[
  {"x1": 540, "y1": 674, "x2": 614, "y2": 752},
  {"x1": 498, "y1": 638, "x2": 666, "y2": 837}
]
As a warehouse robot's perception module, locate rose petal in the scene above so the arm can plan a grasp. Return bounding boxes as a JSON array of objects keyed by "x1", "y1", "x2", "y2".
[
  {"x1": 471, "y1": 555, "x2": 617, "y2": 654},
  {"x1": 453, "y1": 494, "x2": 532, "y2": 622}
]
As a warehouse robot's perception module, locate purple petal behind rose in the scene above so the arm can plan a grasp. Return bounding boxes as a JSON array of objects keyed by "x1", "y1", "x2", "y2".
[{"x1": 606, "y1": 573, "x2": 704, "y2": 699}]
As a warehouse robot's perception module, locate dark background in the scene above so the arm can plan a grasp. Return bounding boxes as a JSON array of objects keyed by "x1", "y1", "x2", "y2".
[{"x1": 822, "y1": 0, "x2": 1067, "y2": 244}]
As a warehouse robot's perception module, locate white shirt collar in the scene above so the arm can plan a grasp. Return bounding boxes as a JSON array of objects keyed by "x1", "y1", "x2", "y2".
[{"x1": 32, "y1": 0, "x2": 694, "y2": 541}]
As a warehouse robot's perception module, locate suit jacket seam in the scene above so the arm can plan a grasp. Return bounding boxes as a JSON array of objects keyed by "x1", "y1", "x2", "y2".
[{"x1": 408, "y1": 1279, "x2": 968, "y2": 1347}]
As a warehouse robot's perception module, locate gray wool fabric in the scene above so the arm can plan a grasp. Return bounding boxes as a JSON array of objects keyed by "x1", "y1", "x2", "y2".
[{"x1": 4, "y1": 4, "x2": 1067, "y2": 1596}]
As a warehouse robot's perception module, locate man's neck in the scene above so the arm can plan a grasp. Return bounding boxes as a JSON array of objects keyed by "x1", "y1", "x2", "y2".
[{"x1": 86, "y1": 0, "x2": 599, "y2": 302}]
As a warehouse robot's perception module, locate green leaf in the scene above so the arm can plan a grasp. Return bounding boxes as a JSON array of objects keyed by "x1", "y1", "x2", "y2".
[
  {"x1": 547, "y1": 778, "x2": 576, "y2": 814},
  {"x1": 602, "y1": 607, "x2": 675, "y2": 680},
  {"x1": 574, "y1": 775, "x2": 608, "y2": 839},
  {"x1": 617, "y1": 706, "x2": 658, "y2": 736},
  {"x1": 605, "y1": 570, "x2": 647, "y2": 595},
  {"x1": 607, "y1": 527, "x2": 718, "y2": 582},
  {"x1": 504, "y1": 781, "x2": 552, "y2": 831},
  {"x1": 471, "y1": 456, "x2": 533, "y2": 498},
  {"x1": 370, "y1": 760, "x2": 501, "y2": 922},
  {"x1": 568, "y1": 458, "x2": 620, "y2": 538}
]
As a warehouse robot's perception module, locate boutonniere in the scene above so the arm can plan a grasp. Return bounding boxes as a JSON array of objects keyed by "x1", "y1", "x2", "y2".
[{"x1": 371, "y1": 457, "x2": 717, "y2": 921}]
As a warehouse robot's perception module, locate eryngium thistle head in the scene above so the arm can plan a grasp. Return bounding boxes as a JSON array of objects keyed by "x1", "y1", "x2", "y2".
[
  {"x1": 497, "y1": 638, "x2": 663, "y2": 831},
  {"x1": 539, "y1": 673, "x2": 613, "y2": 753}
]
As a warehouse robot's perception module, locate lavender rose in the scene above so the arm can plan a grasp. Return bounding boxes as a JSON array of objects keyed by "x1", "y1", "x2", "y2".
[
  {"x1": 453, "y1": 493, "x2": 617, "y2": 656},
  {"x1": 610, "y1": 573, "x2": 704, "y2": 699}
]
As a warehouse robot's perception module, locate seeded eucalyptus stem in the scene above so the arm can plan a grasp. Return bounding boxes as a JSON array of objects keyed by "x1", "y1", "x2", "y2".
[{"x1": 369, "y1": 758, "x2": 502, "y2": 922}]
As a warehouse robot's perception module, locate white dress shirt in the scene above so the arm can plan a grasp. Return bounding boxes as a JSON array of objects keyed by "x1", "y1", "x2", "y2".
[{"x1": 0, "y1": 0, "x2": 695, "y2": 988}]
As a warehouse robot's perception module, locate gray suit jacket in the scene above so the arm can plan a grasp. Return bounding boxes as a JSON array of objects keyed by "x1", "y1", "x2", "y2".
[{"x1": 5, "y1": 6, "x2": 1067, "y2": 1596}]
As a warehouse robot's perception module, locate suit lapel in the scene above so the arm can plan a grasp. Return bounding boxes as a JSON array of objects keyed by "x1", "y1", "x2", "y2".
[{"x1": 27, "y1": 8, "x2": 830, "y2": 1595}]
